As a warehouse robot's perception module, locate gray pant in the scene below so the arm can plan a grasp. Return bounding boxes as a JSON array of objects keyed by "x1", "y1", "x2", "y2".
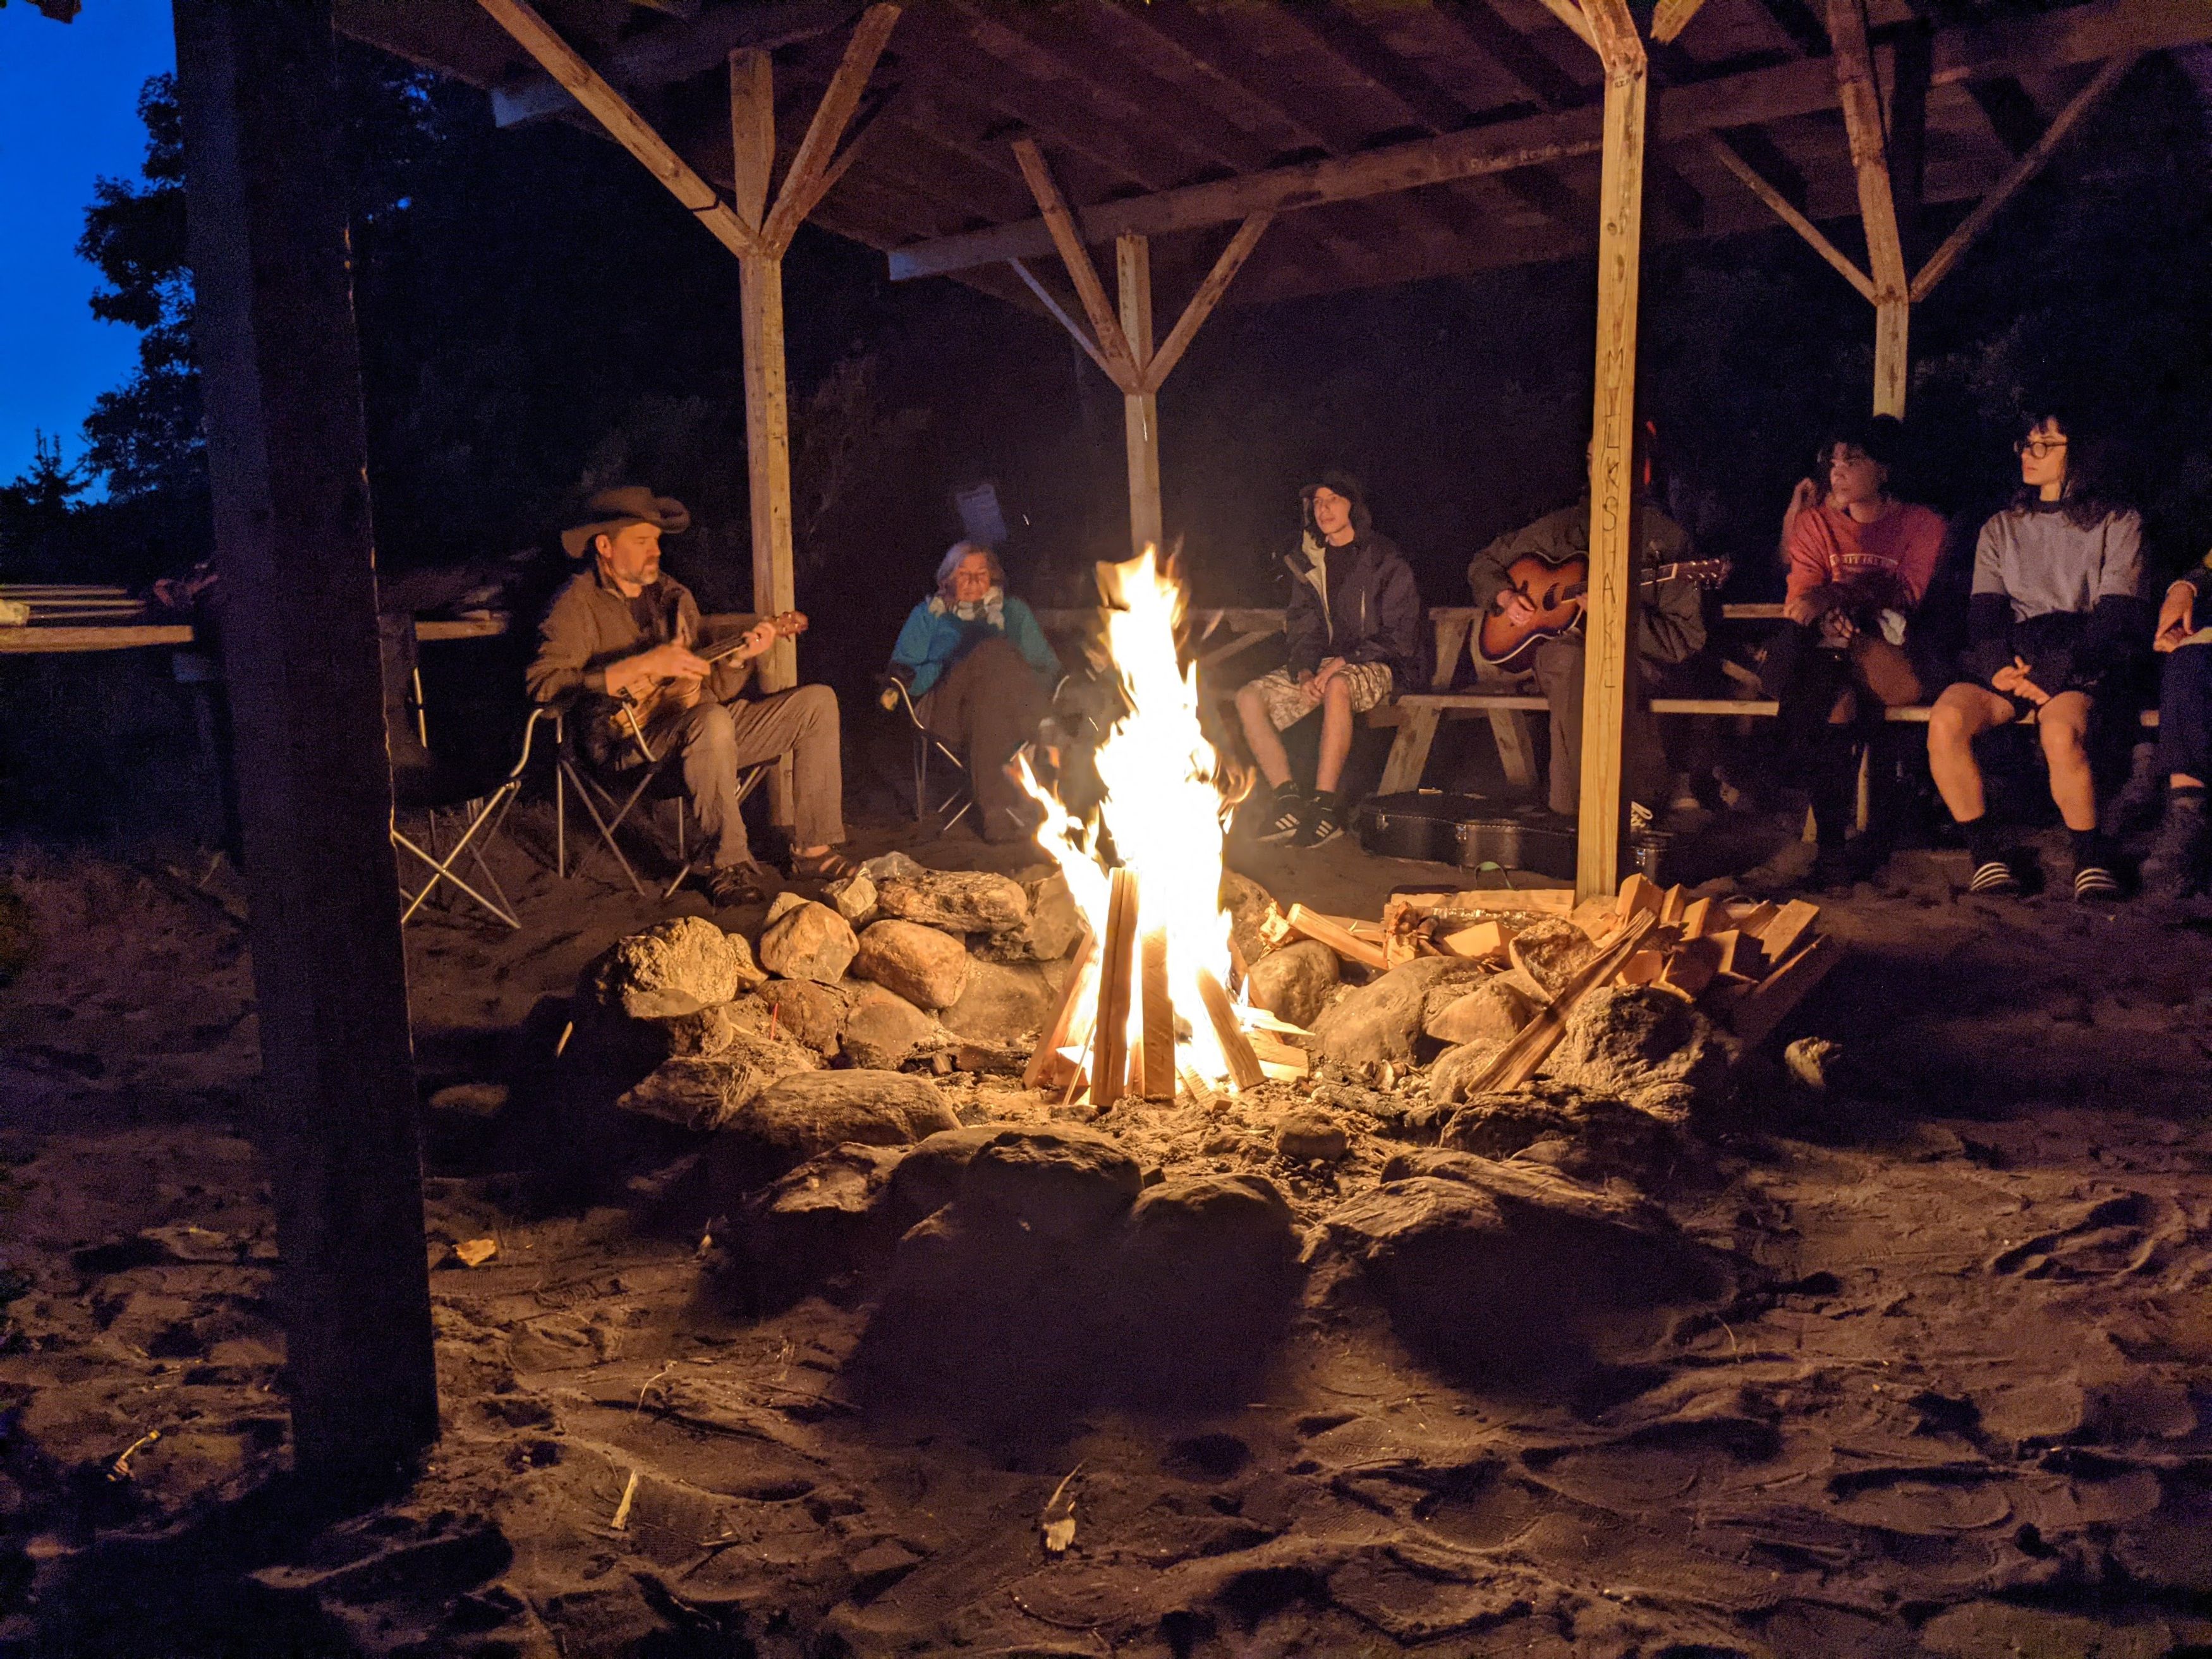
[
  {"x1": 916, "y1": 636, "x2": 1050, "y2": 841},
  {"x1": 666, "y1": 684, "x2": 844, "y2": 866},
  {"x1": 1529, "y1": 638, "x2": 1668, "y2": 816}
]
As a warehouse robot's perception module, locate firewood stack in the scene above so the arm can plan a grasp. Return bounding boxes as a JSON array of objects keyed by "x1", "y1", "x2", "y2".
[{"x1": 1265, "y1": 873, "x2": 1840, "y2": 1057}]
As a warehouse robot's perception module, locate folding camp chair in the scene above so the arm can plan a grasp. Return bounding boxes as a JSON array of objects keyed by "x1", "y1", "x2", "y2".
[
  {"x1": 550, "y1": 703, "x2": 772, "y2": 900},
  {"x1": 878, "y1": 674, "x2": 975, "y2": 833},
  {"x1": 380, "y1": 615, "x2": 540, "y2": 930}
]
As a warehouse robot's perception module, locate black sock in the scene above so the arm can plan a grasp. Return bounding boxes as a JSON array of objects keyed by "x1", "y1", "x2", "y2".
[
  {"x1": 1960, "y1": 815, "x2": 2003, "y2": 868},
  {"x1": 1312, "y1": 789, "x2": 1340, "y2": 812},
  {"x1": 2173, "y1": 784, "x2": 2208, "y2": 810},
  {"x1": 1274, "y1": 779, "x2": 1304, "y2": 803},
  {"x1": 2070, "y1": 828, "x2": 2113, "y2": 869}
]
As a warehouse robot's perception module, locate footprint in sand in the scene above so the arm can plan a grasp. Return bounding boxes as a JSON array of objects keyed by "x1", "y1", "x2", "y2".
[{"x1": 1985, "y1": 1191, "x2": 2168, "y2": 1279}]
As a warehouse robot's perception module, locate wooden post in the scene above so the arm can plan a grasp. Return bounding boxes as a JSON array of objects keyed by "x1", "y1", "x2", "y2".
[
  {"x1": 173, "y1": 0, "x2": 437, "y2": 1490},
  {"x1": 1827, "y1": 0, "x2": 1911, "y2": 418},
  {"x1": 1574, "y1": 0, "x2": 1650, "y2": 902},
  {"x1": 1119, "y1": 233, "x2": 1162, "y2": 557}
]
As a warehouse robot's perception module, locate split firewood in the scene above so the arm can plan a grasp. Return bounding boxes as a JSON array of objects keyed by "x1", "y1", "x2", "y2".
[
  {"x1": 452, "y1": 1237, "x2": 500, "y2": 1268},
  {"x1": 1730, "y1": 933, "x2": 1839, "y2": 1047},
  {"x1": 1257, "y1": 905, "x2": 1294, "y2": 951},
  {"x1": 1617, "y1": 948, "x2": 1666, "y2": 986},
  {"x1": 1658, "y1": 934, "x2": 1723, "y2": 997},
  {"x1": 1461, "y1": 911, "x2": 1657, "y2": 1095},
  {"x1": 1658, "y1": 884, "x2": 1688, "y2": 925},
  {"x1": 1570, "y1": 895, "x2": 1619, "y2": 942},
  {"x1": 1279, "y1": 904, "x2": 1388, "y2": 971},
  {"x1": 1437, "y1": 919, "x2": 1514, "y2": 961},
  {"x1": 1679, "y1": 896, "x2": 1715, "y2": 939},
  {"x1": 1729, "y1": 899, "x2": 1780, "y2": 938},
  {"x1": 1617, "y1": 873, "x2": 1663, "y2": 920},
  {"x1": 1706, "y1": 929, "x2": 1765, "y2": 978},
  {"x1": 1754, "y1": 899, "x2": 1820, "y2": 962},
  {"x1": 1245, "y1": 1031, "x2": 1312, "y2": 1077}
]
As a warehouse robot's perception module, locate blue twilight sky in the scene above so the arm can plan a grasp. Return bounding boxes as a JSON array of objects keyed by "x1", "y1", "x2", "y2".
[{"x1": 0, "y1": 1, "x2": 176, "y2": 487}]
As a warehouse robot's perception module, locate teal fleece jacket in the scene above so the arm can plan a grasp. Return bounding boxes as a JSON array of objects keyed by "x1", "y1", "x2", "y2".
[{"x1": 889, "y1": 593, "x2": 1061, "y2": 700}]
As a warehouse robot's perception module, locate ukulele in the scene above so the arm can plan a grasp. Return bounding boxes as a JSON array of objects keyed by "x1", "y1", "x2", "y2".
[
  {"x1": 610, "y1": 611, "x2": 809, "y2": 754},
  {"x1": 1476, "y1": 554, "x2": 1729, "y2": 675}
]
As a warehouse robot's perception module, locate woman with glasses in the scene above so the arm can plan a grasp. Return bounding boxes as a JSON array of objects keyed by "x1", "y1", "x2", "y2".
[{"x1": 1926, "y1": 411, "x2": 2149, "y2": 900}]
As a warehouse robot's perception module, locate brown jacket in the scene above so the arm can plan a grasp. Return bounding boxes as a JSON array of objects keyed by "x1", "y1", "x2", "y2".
[{"x1": 527, "y1": 568, "x2": 754, "y2": 758}]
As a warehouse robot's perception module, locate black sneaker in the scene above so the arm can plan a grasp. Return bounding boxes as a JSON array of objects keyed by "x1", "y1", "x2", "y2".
[
  {"x1": 1809, "y1": 845, "x2": 1855, "y2": 893},
  {"x1": 1256, "y1": 787, "x2": 1306, "y2": 844},
  {"x1": 1967, "y1": 858, "x2": 2021, "y2": 896},
  {"x1": 1295, "y1": 796, "x2": 1344, "y2": 849},
  {"x1": 2141, "y1": 798, "x2": 2210, "y2": 900},
  {"x1": 2072, "y1": 863, "x2": 2123, "y2": 903}
]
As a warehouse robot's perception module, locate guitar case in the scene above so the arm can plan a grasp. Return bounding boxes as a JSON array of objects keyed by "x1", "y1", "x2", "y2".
[{"x1": 1354, "y1": 792, "x2": 1675, "y2": 882}]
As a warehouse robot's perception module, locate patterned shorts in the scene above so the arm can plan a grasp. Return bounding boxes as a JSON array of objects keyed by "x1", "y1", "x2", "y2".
[{"x1": 1245, "y1": 660, "x2": 1395, "y2": 732}]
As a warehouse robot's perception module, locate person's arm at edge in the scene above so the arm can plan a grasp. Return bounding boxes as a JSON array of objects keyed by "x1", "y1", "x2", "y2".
[
  {"x1": 2077, "y1": 510, "x2": 2153, "y2": 683},
  {"x1": 889, "y1": 602, "x2": 945, "y2": 700},
  {"x1": 1963, "y1": 516, "x2": 2014, "y2": 685},
  {"x1": 1281, "y1": 560, "x2": 1326, "y2": 676},
  {"x1": 525, "y1": 581, "x2": 600, "y2": 703}
]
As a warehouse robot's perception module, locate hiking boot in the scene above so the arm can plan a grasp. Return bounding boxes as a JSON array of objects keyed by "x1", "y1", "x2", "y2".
[
  {"x1": 705, "y1": 862, "x2": 776, "y2": 907},
  {"x1": 1294, "y1": 794, "x2": 1344, "y2": 849},
  {"x1": 2141, "y1": 794, "x2": 2211, "y2": 899},
  {"x1": 1256, "y1": 785, "x2": 1306, "y2": 844}
]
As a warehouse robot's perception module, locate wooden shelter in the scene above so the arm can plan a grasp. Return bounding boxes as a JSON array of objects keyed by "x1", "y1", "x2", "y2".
[{"x1": 138, "y1": 0, "x2": 2209, "y2": 1475}]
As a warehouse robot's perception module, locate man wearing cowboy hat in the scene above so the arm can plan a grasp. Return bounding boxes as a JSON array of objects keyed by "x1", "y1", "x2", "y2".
[{"x1": 526, "y1": 486, "x2": 850, "y2": 903}]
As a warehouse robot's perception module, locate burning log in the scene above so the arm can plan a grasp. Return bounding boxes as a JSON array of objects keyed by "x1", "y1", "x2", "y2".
[
  {"x1": 1139, "y1": 925, "x2": 1176, "y2": 1098},
  {"x1": 1090, "y1": 868, "x2": 1141, "y2": 1109},
  {"x1": 1194, "y1": 968, "x2": 1266, "y2": 1091},
  {"x1": 1024, "y1": 932, "x2": 1098, "y2": 1091}
]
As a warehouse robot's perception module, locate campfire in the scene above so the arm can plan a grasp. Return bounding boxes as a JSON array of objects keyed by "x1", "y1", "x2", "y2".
[{"x1": 1017, "y1": 547, "x2": 1287, "y2": 1107}]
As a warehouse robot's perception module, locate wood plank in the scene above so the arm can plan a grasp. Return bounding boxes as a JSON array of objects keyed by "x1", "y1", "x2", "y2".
[
  {"x1": 0, "y1": 624, "x2": 195, "y2": 652},
  {"x1": 1659, "y1": 933, "x2": 1723, "y2": 997},
  {"x1": 1090, "y1": 867, "x2": 1139, "y2": 1109},
  {"x1": 175, "y1": 0, "x2": 436, "y2": 1483},
  {"x1": 1142, "y1": 212, "x2": 1271, "y2": 391},
  {"x1": 1119, "y1": 233, "x2": 1162, "y2": 557},
  {"x1": 1282, "y1": 904, "x2": 1390, "y2": 972},
  {"x1": 1680, "y1": 895, "x2": 1715, "y2": 938},
  {"x1": 762, "y1": 3, "x2": 899, "y2": 250},
  {"x1": 1730, "y1": 933, "x2": 1840, "y2": 1048},
  {"x1": 1025, "y1": 931, "x2": 1098, "y2": 1091},
  {"x1": 1705, "y1": 134, "x2": 1874, "y2": 300},
  {"x1": 1574, "y1": 4, "x2": 1646, "y2": 902},
  {"x1": 1139, "y1": 925, "x2": 1176, "y2": 1099},
  {"x1": 1827, "y1": 0, "x2": 1911, "y2": 415},
  {"x1": 1755, "y1": 897, "x2": 1820, "y2": 961},
  {"x1": 475, "y1": 0, "x2": 765, "y2": 260},
  {"x1": 1533, "y1": 0, "x2": 1598, "y2": 52},
  {"x1": 1195, "y1": 967, "x2": 1265, "y2": 1090},
  {"x1": 1012, "y1": 138, "x2": 1138, "y2": 391},
  {"x1": 1438, "y1": 920, "x2": 1514, "y2": 961},
  {"x1": 1911, "y1": 52, "x2": 2140, "y2": 301}
]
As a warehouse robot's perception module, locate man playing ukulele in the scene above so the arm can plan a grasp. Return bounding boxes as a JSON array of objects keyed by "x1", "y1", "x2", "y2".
[{"x1": 527, "y1": 487, "x2": 851, "y2": 906}]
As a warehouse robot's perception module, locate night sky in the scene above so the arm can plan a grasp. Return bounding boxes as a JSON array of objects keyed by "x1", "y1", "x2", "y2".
[{"x1": 0, "y1": 1, "x2": 175, "y2": 487}]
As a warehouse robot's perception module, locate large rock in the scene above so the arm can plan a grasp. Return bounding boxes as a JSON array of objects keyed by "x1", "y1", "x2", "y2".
[
  {"x1": 612, "y1": 1031, "x2": 822, "y2": 1133},
  {"x1": 1439, "y1": 1081, "x2": 1698, "y2": 1191},
  {"x1": 713, "y1": 1070, "x2": 959, "y2": 1191},
  {"x1": 1540, "y1": 985, "x2": 1735, "y2": 1107},
  {"x1": 1312, "y1": 957, "x2": 1490, "y2": 1069},
  {"x1": 853, "y1": 920, "x2": 971, "y2": 1009},
  {"x1": 1505, "y1": 919, "x2": 1595, "y2": 999},
  {"x1": 1325, "y1": 1152, "x2": 1725, "y2": 1376},
  {"x1": 1425, "y1": 978, "x2": 1534, "y2": 1046},
  {"x1": 825, "y1": 869, "x2": 877, "y2": 926},
  {"x1": 1219, "y1": 870, "x2": 1277, "y2": 968},
  {"x1": 1246, "y1": 940, "x2": 1339, "y2": 1028},
  {"x1": 841, "y1": 983, "x2": 943, "y2": 1070},
  {"x1": 1276, "y1": 1110, "x2": 1350, "y2": 1163},
  {"x1": 942, "y1": 959, "x2": 1054, "y2": 1042},
  {"x1": 749, "y1": 979, "x2": 848, "y2": 1057},
  {"x1": 1107, "y1": 1174, "x2": 1300, "y2": 1401},
  {"x1": 727, "y1": 1143, "x2": 906, "y2": 1307},
  {"x1": 961, "y1": 1126, "x2": 1143, "y2": 1240},
  {"x1": 875, "y1": 871, "x2": 1029, "y2": 934},
  {"x1": 1428, "y1": 1041, "x2": 1507, "y2": 1106},
  {"x1": 758, "y1": 899, "x2": 858, "y2": 985},
  {"x1": 590, "y1": 916, "x2": 764, "y2": 1019},
  {"x1": 887, "y1": 1124, "x2": 1009, "y2": 1222},
  {"x1": 973, "y1": 870, "x2": 1083, "y2": 963}
]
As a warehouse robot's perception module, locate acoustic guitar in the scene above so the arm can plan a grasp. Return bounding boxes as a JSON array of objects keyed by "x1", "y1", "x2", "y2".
[
  {"x1": 1476, "y1": 554, "x2": 1729, "y2": 675},
  {"x1": 611, "y1": 610, "x2": 809, "y2": 754}
]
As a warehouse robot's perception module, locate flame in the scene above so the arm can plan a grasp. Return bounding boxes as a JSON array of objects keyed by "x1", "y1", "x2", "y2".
[{"x1": 1021, "y1": 545, "x2": 1243, "y2": 1088}]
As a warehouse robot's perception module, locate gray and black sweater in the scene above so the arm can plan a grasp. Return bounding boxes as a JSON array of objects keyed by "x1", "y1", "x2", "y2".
[{"x1": 1963, "y1": 502, "x2": 2149, "y2": 694}]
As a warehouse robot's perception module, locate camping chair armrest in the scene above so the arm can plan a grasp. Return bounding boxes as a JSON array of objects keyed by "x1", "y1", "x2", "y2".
[{"x1": 876, "y1": 671, "x2": 920, "y2": 720}]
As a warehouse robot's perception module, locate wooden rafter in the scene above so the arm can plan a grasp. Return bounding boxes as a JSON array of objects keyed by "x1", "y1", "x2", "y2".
[
  {"x1": 1009, "y1": 258, "x2": 1124, "y2": 385},
  {"x1": 1144, "y1": 213, "x2": 1273, "y2": 391},
  {"x1": 762, "y1": 2, "x2": 899, "y2": 247},
  {"x1": 1911, "y1": 51, "x2": 2141, "y2": 301},
  {"x1": 477, "y1": 0, "x2": 766, "y2": 259},
  {"x1": 1012, "y1": 138, "x2": 1139, "y2": 390},
  {"x1": 1651, "y1": 0, "x2": 1711, "y2": 45},
  {"x1": 1706, "y1": 134, "x2": 1875, "y2": 299},
  {"x1": 1534, "y1": 0, "x2": 1599, "y2": 53},
  {"x1": 1826, "y1": 0, "x2": 1911, "y2": 415}
]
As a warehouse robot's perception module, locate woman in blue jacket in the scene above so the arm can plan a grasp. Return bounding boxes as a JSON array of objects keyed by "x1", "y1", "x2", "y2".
[{"x1": 887, "y1": 541, "x2": 1062, "y2": 841}]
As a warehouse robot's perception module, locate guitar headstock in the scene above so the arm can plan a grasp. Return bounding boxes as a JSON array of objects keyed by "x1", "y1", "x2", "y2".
[
  {"x1": 767, "y1": 610, "x2": 810, "y2": 638},
  {"x1": 1681, "y1": 559, "x2": 1732, "y2": 588}
]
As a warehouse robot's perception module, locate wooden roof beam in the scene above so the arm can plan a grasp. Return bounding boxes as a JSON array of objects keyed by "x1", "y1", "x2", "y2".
[
  {"x1": 489, "y1": 0, "x2": 858, "y2": 126},
  {"x1": 887, "y1": 0, "x2": 2211, "y2": 283},
  {"x1": 760, "y1": 3, "x2": 899, "y2": 248},
  {"x1": 1707, "y1": 133, "x2": 1874, "y2": 298},
  {"x1": 477, "y1": 0, "x2": 767, "y2": 258},
  {"x1": 1012, "y1": 138, "x2": 1139, "y2": 392},
  {"x1": 1912, "y1": 51, "x2": 2140, "y2": 300}
]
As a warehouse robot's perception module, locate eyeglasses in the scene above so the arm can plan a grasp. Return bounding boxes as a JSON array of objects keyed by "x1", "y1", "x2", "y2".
[{"x1": 2015, "y1": 437, "x2": 2069, "y2": 459}]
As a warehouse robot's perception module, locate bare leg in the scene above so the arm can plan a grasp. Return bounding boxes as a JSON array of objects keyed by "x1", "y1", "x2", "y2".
[
  {"x1": 1237, "y1": 681, "x2": 1294, "y2": 789},
  {"x1": 2036, "y1": 691, "x2": 2098, "y2": 832},
  {"x1": 1315, "y1": 676, "x2": 1354, "y2": 792},
  {"x1": 1926, "y1": 683, "x2": 2015, "y2": 824}
]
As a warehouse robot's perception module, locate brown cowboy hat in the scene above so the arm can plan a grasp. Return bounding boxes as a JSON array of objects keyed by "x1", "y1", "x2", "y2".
[{"x1": 561, "y1": 486, "x2": 691, "y2": 557}]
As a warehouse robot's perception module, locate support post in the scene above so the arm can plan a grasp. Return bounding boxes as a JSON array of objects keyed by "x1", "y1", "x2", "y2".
[
  {"x1": 1828, "y1": 0, "x2": 1911, "y2": 416},
  {"x1": 173, "y1": 0, "x2": 437, "y2": 1488},
  {"x1": 1118, "y1": 233, "x2": 1162, "y2": 556},
  {"x1": 1574, "y1": 0, "x2": 1650, "y2": 902}
]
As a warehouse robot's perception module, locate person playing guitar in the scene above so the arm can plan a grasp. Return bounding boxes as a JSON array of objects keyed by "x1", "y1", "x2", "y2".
[
  {"x1": 1467, "y1": 446, "x2": 1715, "y2": 823},
  {"x1": 526, "y1": 487, "x2": 855, "y2": 906}
]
